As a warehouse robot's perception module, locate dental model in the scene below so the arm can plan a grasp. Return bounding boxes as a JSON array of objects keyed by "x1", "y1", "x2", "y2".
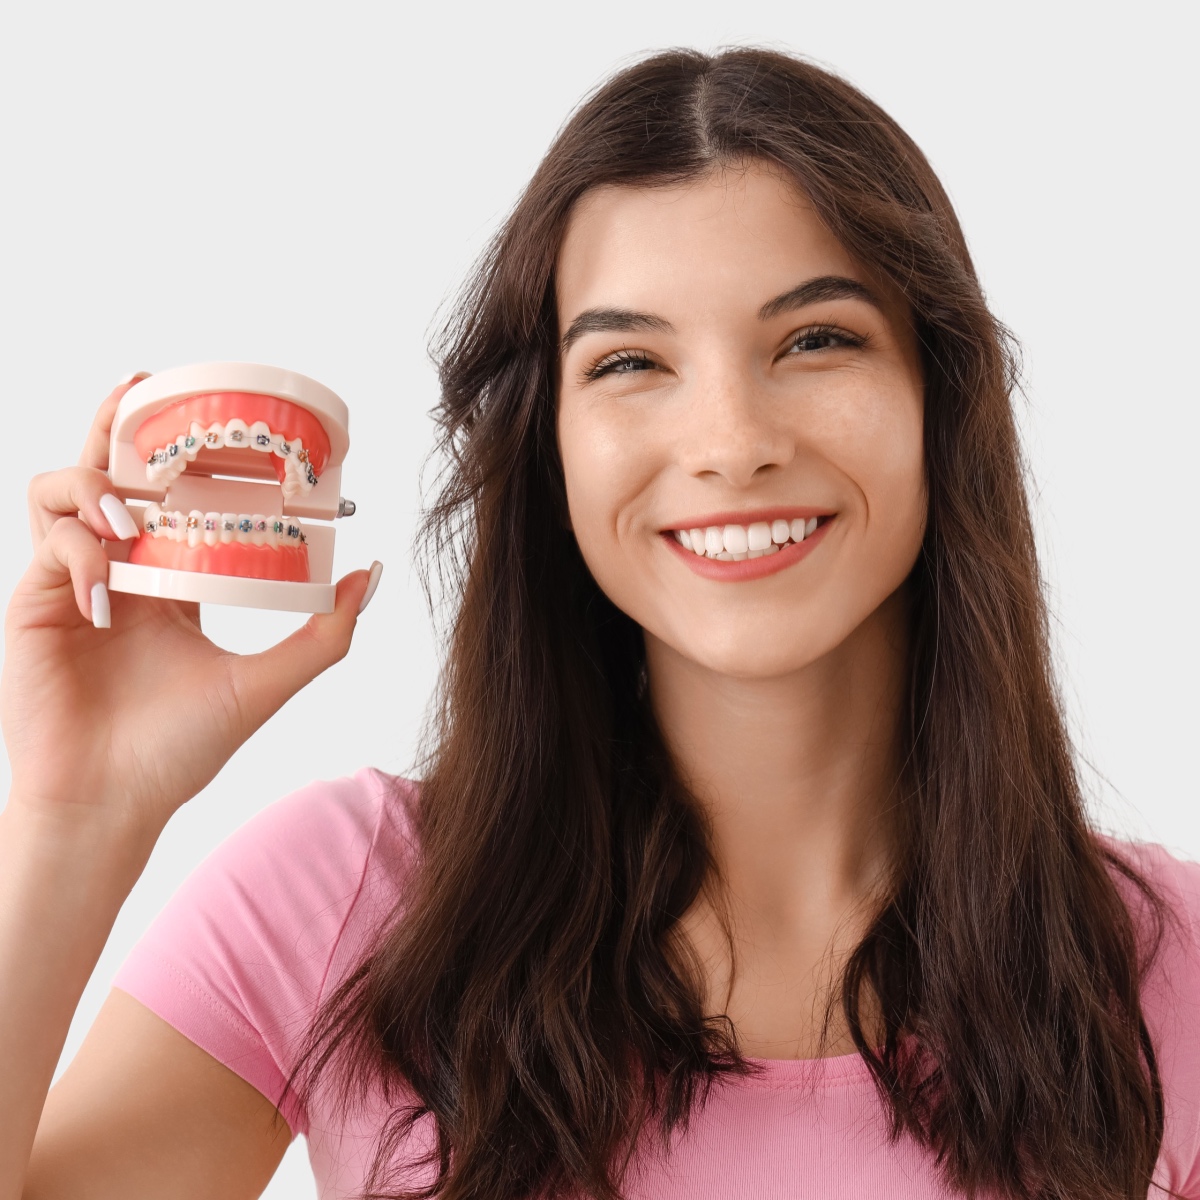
[{"x1": 103, "y1": 362, "x2": 353, "y2": 613}]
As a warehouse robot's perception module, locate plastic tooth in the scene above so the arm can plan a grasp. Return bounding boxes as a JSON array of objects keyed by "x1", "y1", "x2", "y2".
[
  {"x1": 220, "y1": 513, "x2": 237, "y2": 544},
  {"x1": 224, "y1": 418, "x2": 249, "y2": 447},
  {"x1": 203, "y1": 512, "x2": 221, "y2": 547},
  {"x1": 142, "y1": 503, "x2": 162, "y2": 534},
  {"x1": 250, "y1": 421, "x2": 273, "y2": 452},
  {"x1": 205, "y1": 423, "x2": 225, "y2": 450},
  {"x1": 186, "y1": 510, "x2": 204, "y2": 549},
  {"x1": 249, "y1": 515, "x2": 267, "y2": 547}
]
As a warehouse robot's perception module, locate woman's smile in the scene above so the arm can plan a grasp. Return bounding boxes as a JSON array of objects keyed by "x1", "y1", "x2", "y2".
[{"x1": 659, "y1": 512, "x2": 837, "y2": 582}]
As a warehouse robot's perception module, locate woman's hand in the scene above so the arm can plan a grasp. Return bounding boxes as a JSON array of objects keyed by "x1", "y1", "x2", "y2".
[{"x1": 1, "y1": 372, "x2": 380, "y2": 844}]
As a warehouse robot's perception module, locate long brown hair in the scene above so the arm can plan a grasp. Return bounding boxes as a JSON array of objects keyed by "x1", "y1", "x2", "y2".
[{"x1": 291, "y1": 48, "x2": 1176, "y2": 1200}]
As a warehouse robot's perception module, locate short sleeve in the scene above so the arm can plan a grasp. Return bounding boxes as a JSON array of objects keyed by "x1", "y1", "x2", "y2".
[
  {"x1": 111, "y1": 767, "x2": 401, "y2": 1138},
  {"x1": 1102, "y1": 837, "x2": 1200, "y2": 1194}
]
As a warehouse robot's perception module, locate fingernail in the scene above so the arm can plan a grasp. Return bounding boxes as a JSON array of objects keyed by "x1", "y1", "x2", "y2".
[
  {"x1": 99, "y1": 493, "x2": 140, "y2": 540},
  {"x1": 115, "y1": 370, "x2": 150, "y2": 389},
  {"x1": 358, "y1": 561, "x2": 383, "y2": 615},
  {"x1": 91, "y1": 581, "x2": 111, "y2": 629}
]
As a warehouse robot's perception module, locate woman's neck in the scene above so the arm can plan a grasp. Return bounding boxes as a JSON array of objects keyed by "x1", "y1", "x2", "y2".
[{"x1": 644, "y1": 589, "x2": 909, "y2": 1054}]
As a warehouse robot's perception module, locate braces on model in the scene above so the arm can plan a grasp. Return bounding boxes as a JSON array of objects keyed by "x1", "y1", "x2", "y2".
[{"x1": 145, "y1": 420, "x2": 320, "y2": 501}]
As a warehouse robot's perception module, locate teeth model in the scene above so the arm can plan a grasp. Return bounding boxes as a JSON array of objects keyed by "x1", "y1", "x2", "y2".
[{"x1": 672, "y1": 517, "x2": 822, "y2": 561}]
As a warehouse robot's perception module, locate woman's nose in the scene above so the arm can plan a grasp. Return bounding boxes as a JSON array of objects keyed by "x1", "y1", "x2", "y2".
[{"x1": 675, "y1": 368, "x2": 795, "y2": 487}]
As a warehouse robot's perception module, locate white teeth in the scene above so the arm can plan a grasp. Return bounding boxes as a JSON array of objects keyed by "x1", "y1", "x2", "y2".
[
  {"x1": 186, "y1": 509, "x2": 204, "y2": 548},
  {"x1": 723, "y1": 524, "x2": 748, "y2": 554},
  {"x1": 145, "y1": 419, "x2": 320, "y2": 496},
  {"x1": 747, "y1": 521, "x2": 773, "y2": 551},
  {"x1": 220, "y1": 513, "x2": 237, "y2": 544},
  {"x1": 203, "y1": 512, "x2": 220, "y2": 547},
  {"x1": 672, "y1": 518, "x2": 826, "y2": 562}
]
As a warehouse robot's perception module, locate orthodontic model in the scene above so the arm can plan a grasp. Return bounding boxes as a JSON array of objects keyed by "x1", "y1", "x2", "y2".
[{"x1": 103, "y1": 362, "x2": 353, "y2": 613}]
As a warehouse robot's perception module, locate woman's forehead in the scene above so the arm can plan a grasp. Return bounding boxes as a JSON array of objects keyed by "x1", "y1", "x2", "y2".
[{"x1": 556, "y1": 166, "x2": 900, "y2": 333}]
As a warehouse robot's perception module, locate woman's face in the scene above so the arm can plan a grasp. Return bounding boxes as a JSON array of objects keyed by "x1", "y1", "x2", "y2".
[{"x1": 555, "y1": 162, "x2": 926, "y2": 679}]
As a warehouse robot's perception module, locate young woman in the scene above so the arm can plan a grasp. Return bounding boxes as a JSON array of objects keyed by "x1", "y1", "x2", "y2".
[{"x1": 3, "y1": 47, "x2": 1198, "y2": 1200}]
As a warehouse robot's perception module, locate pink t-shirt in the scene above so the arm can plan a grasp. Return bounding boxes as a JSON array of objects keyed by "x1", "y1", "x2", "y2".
[{"x1": 112, "y1": 768, "x2": 1200, "y2": 1197}]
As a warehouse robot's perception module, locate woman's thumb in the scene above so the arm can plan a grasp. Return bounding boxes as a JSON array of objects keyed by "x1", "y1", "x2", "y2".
[{"x1": 225, "y1": 562, "x2": 382, "y2": 735}]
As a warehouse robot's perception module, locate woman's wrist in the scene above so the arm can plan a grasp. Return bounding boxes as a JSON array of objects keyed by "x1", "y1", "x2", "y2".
[{"x1": 0, "y1": 793, "x2": 160, "y2": 889}]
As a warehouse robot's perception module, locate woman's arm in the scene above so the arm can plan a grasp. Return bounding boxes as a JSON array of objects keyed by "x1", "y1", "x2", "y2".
[
  {"x1": 26, "y1": 987, "x2": 289, "y2": 1199},
  {"x1": 0, "y1": 374, "x2": 374, "y2": 1198},
  {"x1": 1, "y1": 807, "x2": 288, "y2": 1200}
]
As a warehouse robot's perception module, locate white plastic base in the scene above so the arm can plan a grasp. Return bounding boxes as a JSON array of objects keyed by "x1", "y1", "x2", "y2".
[{"x1": 107, "y1": 560, "x2": 335, "y2": 614}]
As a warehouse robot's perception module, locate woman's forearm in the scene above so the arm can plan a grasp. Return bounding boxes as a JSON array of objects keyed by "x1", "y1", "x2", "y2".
[{"x1": 0, "y1": 799, "x2": 155, "y2": 1200}]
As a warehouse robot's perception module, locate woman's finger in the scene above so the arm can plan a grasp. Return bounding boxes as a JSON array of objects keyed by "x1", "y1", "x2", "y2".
[
  {"x1": 28, "y1": 516, "x2": 116, "y2": 628},
  {"x1": 78, "y1": 371, "x2": 152, "y2": 472},
  {"x1": 27, "y1": 466, "x2": 141, "y2": 548},
  {"x1": 222, "y1": 564, "x2": 381, "y2": 739}
]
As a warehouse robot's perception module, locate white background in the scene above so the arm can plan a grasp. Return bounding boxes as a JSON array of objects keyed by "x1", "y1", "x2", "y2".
[{"x1": 0, "y1": 0, "x2": 1195, "y2": 1194}]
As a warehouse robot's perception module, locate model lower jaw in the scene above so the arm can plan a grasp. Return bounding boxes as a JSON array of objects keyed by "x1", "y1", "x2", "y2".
[
  {"x1": 128, "y1": 535, "x2": 310, "y2": 582},
  {"x1": 129, "y1": 506, "x2": 310, "y2": 582}
]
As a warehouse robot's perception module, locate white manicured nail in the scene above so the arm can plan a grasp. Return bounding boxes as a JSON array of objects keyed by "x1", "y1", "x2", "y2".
[
  {"x1": 90, "y1": 581, "x2": 111, "y2": 629},
  {"x1": 99, "y1": 493, "x2": 140, "y2": 540},
  {"x1": 358, "y1": 561, "x2": 383, "y2": 614}
]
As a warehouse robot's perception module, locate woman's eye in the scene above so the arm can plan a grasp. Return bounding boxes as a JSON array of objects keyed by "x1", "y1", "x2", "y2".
[
  {"x1": 787, "y1": 327, "x2": 863, "y2": 355},
  {"x1": 584, "y1": 350, "x2": 656, "y2": 380}
]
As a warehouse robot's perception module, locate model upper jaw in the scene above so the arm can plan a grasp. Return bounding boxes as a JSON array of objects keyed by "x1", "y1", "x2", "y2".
[{"x1": 133, "y1": 391, "x2": 332, "y2": 502}]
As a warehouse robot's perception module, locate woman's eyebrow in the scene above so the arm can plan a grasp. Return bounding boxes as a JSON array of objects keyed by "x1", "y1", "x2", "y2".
[{"x1": 559, "y1": 275, "x2": 883, "y2": 355}]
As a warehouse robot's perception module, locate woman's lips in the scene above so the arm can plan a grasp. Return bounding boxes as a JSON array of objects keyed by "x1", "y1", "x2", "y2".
[{"x1": 661, "y1": 516, "x2": 834, "y2": 581}]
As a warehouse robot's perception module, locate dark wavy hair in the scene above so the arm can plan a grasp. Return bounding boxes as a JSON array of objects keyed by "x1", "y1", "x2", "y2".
[{"x1": 289, "y1": 47, "x2": 1177, "y2": 1200}]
